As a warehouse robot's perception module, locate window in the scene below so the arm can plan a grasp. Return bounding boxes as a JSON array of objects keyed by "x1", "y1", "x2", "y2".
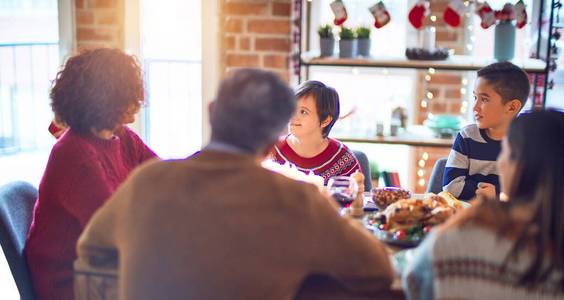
[
  {"x1": 140, "y1": 0, "x2": 203, "y2": 159},
  {"x1": 0, "y1": 0, "x2": 72, "y2": 187}
]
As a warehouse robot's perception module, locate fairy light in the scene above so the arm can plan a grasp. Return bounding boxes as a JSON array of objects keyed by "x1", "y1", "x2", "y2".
[
  {"x1": 417, "y1": 169, "x2": 425, "y2": 177},
  {"x1": 425, "y1": 74, "x2": 432, "y2": 81},
  {"x1": 418, "y1": 159, "x2": 426, "y2": 168},
  {"x1": 428, "y1": 68, "x2": 436, "y2": 74},
  {"x1": 420, "y1": 100, "x2": 428, "y2": 108},
  {"x1": 462, "y1": 78, "x2": 468, "y2": 85},
  {"x1": 430, "y1": 15, "x2": 437, "y2": 22},
  {"x1": 418, "y1": 178, "x2": 426, "y2": 187},
  {"x1": 426, "y1": 91, "x2": 434, "y2": 99},
  {"x1": 422, "y1": 152, "x2": 429, "y2": 160},
  {"x1": 460, "y1": 87, "x2": 467, "y2": 95}
]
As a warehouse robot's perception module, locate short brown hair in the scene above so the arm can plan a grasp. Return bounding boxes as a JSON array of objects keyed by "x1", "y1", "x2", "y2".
[
  {"x1": 477, "y1": 62, "x2": 530, "y2": 107},
  {"x1": 50, "y1": 48, "x2": 144, "y2": 135},
  {"x1": 295, "y1": 80, "x2": 340, "y2": 138}
]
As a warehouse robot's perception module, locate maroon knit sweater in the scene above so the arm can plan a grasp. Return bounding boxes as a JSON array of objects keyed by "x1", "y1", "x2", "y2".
[{"x1": 24, "y1": 126, "x2": 156, "y2": 300}]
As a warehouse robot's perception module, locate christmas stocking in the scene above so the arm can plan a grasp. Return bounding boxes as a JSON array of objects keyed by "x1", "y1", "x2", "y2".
[
  {"x1": 475, "y1": 2, "x2": 496, "y2": 29},
  {"x1": 408, "y1": 0, "x2": 429, "y2": 30},
  {"x1": 515, "y1": 1, "x2": 527, "y2": 28},
  {"x1": 496, "y1": 3, "x2": 515, "y2": 22},
  {"x1": 369, "y1": 2, "x2": 391, "y2": 29},
  {"x1": 330, "y1": 0, "x2": 348, "y2": 26},
  {"x1": 443, "y1": 0, "x2": 466, "y2": 28}
]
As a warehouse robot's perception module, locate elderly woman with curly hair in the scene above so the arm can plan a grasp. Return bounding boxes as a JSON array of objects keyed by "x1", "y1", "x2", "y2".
[{"x1": 24, "y1": 48, "x2": 157, "y2": 300}]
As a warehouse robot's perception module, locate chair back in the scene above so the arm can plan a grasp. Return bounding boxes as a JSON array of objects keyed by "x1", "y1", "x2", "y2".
[
  {"x1": 426, "y1": 158, "x2": 447, "y2": 194},
  {"x1": 0, "y1": 181, "x2": 38, "y2": 300},
  {"x1": 352, "y1": 150, "x2": 372, "y2": 192}
]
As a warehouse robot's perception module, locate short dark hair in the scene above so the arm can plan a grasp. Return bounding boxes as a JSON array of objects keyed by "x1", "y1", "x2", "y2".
[
  {"x1": 210, "y1": 69, "x2": 295, "y2": 153},
  {"x1": 50, "y1": 48, "x2": 144, "y2": 135},
  {"x1": 477, "y1": 62, "x2": 530, "y2": 107},
  {"x1": 295, "y1": 80, "x2": 340, "y2": 138}
]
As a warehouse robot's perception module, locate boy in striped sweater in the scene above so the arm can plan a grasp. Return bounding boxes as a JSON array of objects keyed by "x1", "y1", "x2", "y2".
[{"x1": 442, "y1": 62, "x2": 530, "y2": 201}]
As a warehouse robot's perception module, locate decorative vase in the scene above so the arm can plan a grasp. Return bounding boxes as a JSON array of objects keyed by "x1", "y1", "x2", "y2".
[
  {"x1": 494, "y1": 21, "x2": 516, "y2": 61},
  {"x1": 319, "y1": 37, "x2": 335, "y2": 57},
  {"x1": 339, "y1": 39, "x2": 357, "y2": 58},
  {"x1": 357, "y1": 38, "x2": 371, "y2": 57}
]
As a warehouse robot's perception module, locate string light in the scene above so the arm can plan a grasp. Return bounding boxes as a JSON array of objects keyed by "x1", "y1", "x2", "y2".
[
  {"x1": 418, "y1": 178, "x2": 426, "y2": 187},
  {"x1": 420, "y1": 100, "x2": 428, "y2": 108},
  {"x1": 425, "y1": 74, "x2": 432, "y2": 81},
  {"x1": 430, "y1": 15, "x2": 437, "y2": 22},
  {"x1": 460, "y1": 87, "x2": 467, "y2": 95},
  {"x1": 422, "y1": 152, "x2": 429, "y2": 160},
  {"x1": 417, "y1": 169, "x2": 425, "y2": 177},
  {"x1": 418, "y1": 159, "x2": 426, "y2": 168},
  {"x1": 426, "y1": 92, "x2": 434, "y2": 99}
]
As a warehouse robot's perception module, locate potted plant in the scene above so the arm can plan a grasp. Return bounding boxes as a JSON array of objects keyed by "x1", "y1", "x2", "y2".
[
  {"x1": 318, "y1": 24, "x2": 335, "y2": 57},
  {"x1": 339, "y1": 26, "x2": 357, "y2": 58},
  {"x1": 356, "y1": 26, "x2": 371, "y2": 57}
]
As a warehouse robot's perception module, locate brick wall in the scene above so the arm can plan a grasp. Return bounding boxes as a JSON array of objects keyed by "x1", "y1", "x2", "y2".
[
  {"x1": 75, "y1": 0, "x2": 124, "y2": 50},
  {"x1": 411, "y1": 0, "x2": 469, "y2": 192},
  {"x1": 220, "y1": 0, "x2": 291, "y2": 81}
]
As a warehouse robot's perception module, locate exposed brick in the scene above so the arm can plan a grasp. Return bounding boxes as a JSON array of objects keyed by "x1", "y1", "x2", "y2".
[
  {"x1": 436, "y1": 30, "x2": 458, "y2": 42},
  {"x1": 88, "y1": 0, "x2": 116, "y2": 9},
  {"x1": 76, "y1": 10, "x2": 94, "y2": 25},
  {"x1": 255, "y1": 37, "x2": 290, "y2": 51},
  {"x1": 96, "y1": 13, "x2": 118, "y2": 25},
  {"x1": 263, "y1": 54, "x2": 288, "y2": 69},
  {"x1": 77, "y1": 28, "x2": 115, "y2": 41},
  {"x1": 429, "y1": 74, "x2": 462, "y2": 85},
  {"x1": 225, "y1": 18, "x2": 243, "y2": 33},
  {"x1": 226, "y1": 54, "x2": 259, "y2": 67},
  {"x1": 272, "y1": 3, "x2": 291, "y2": 16},
  {"x1": 224, "y1": 36, "x2": 236, "y2": 50},
  {"x1": 450, "y1": 102, "x2": 462, "y2": 113},
  {"x1": 431, "y1": 101, "x2": 448, "y2": 113},
  {"x1": 445, "y1": 88, "x2": 461, "y2": 99},
  {"x1": 224, "y1": 3, "x2": 268, "y2": 16},
  {"x1": 76, "y1": 0, "x2": 85, "y2": 9},
  {"x1": 248, "y1": 19, "x2": 290, "y2": 34},
  {"x1": 239, "y1": 37, "x2": 251, "y2": 50}
]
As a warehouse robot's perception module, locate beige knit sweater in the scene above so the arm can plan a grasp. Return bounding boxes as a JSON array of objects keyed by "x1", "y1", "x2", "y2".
[{"x1": 77, "y1": 150, "x2": 393, "y2": 299}]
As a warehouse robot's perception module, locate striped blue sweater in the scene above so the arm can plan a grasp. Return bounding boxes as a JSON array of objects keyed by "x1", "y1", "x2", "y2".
[{"x1": 442, "y1": 124, "x2": 501, "y2": 201}]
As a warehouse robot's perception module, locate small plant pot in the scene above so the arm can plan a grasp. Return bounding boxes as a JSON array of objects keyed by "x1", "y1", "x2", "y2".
[
  {"x1": 319, "y1": 37, "x2": 335, "y2": 57},
  {"x1": 357, "y1": 38, "x2": 371, "y2": 57},
  {"x1": 339, "y1": 39, "x2": 357, "y2": 58}
]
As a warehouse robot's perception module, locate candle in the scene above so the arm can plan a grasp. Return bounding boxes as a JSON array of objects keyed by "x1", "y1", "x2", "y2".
[{"x1": 422, "y1": 26, "x2": 436, "y2": 51}]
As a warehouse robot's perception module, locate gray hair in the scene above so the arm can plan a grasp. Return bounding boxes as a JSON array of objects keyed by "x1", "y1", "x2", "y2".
[{"x1": 210, "y1": 68, "x2": 295, "y2": 153}]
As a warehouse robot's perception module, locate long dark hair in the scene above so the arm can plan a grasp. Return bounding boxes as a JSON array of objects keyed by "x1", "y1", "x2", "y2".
[{"x1": 503, "y1": 109, "x2": 564, "y2": 290}]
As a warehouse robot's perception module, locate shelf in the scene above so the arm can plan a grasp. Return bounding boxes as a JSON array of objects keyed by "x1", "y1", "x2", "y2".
[
  {"x1": 301, "y1": 51, "x2": 547, "y2": 74},
  {"x1": 339, "y1": 136, "x2": 454, "y2": 148}
]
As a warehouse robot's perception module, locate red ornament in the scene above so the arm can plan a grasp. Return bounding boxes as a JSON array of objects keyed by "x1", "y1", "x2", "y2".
[{"x1": 515, "y1": 0, "x2": 527, "y2": 28}]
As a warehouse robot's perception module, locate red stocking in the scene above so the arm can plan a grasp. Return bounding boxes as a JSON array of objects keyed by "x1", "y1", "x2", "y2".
[
  {"x1": 475, "y1": 2, "x2": 496, "y2": 29},
  {"x1": 515, "y1": 1, "x2": 527, "y2": 28},
  {"x1": 369, "y1": 2, "x2": 391, "y2": 29},
  {"x1": 443, "y1": 0, "x2": 466, "y2": 28},
  {"x1": 408, "y1": 0, "x2": 429, "y2": 30},
  {"x1": 330, "y1": 0, "x2": 348, "y2": 26}
]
